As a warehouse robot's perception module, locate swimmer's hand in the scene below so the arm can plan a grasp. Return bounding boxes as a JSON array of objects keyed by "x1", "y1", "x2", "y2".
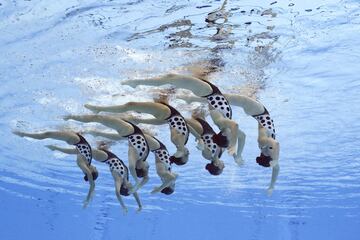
[
  {"x1": 122, "y1": 206, "x2": 128, "y2": 215},
  {"x1": 227, "y1": 145, "x2": 237, "y2": 156},
  {"x1": 267, "y1": 187, "x2": 274, "y2": 196},
  {"x1": 83, "y1": 199, "x2": 90, "y2": 209},
  {"x1": 84, "y1": 104, "x2": 100, "y2": 114},
  {"x1": 234, "y1": 155, "x2": 244, "y2": 166},
  {"x1": 136, "y1": 206, "x2": 142, "y2": 213},
  {"x1": 150, "y1": 187, "x2": 161, "y2": 194},
  {"x1": 196, "y1": 139, "x2": 205, "y2": 151}
]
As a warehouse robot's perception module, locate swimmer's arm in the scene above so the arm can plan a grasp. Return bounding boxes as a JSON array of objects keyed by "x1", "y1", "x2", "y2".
[
  {"x1": 85, "y1": 130, "x2": 124, "y2": 141},
  {"x1": 268, "y1": 164, "x2": 280, "y2": 196},
  {"x1": 177, "y1": 94, "x2": 207, "y2": 104},
  {"x1": 187, "y1": 124, "x2": 202, "y2": 139},
  {"x1": 133, "y1": 191, "x2": 142, "y2": 212},
  {"x1": 218, "y1": 118, "x2": 239, "y2": 155},
  {"x1": 46, "y1": 145, "x2": 78, "y2": 154}
]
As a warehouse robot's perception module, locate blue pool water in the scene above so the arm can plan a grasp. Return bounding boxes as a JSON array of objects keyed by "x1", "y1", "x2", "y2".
[{"x1": 1, "y1": 0, "x2": 360, "y2": 239}]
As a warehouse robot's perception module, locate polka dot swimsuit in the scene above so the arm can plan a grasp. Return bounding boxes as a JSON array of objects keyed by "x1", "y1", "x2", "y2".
[
  {"x1": 74, "y1": 134, "x2": 92, "y2": 165},
  {"x1": 151, "y1": 137, "x2": 172, "y2": 172},
  {"x1": 102, "y1": 149, "x2": 129, "y2": 180},
  {"x1": 196, "y1": 118, "x2": 224, "y2": 159},
  {"x1": 252, "y1": 108, "x2": 276, "y2": 139},
  {"x1": 124, "y1": 121, "x2": 150, "y2": 161},
  {"x1": 201, "y1": 80, "x2": 232, "y2": 119},
  {"x1": 160, "y1": 102, "x2": 189, "y2": 144}
]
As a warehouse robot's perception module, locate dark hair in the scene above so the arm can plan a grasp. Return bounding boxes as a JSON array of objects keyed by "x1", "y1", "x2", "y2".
[
  {"x1": 120, "y1": 185, "x2": 130, "y2": 196},
  {"x1": 83, "y1": 169, "x2": 99, "y2": 182},
  {"x1": 256, "y1": 153, "x2": 272, "y2": 167},
  {"x1": 212, "y1": 132, "x2": 229, "y2": 148},
  {"x1": 205, "y1": 162, "x2": 223, "y2": 175},
  {"x1": 170, "y1": 156, "x2": 187, "y2": 165},
  {"x1": 136, "y1": 167, "x2": 147, "y2": 178},
  {"x1": 161, "y1": 186, "x2": 175, "y2": 195}
]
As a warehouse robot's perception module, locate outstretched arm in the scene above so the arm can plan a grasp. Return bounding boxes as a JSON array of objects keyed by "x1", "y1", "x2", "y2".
[
  {"x1": 267, "y1": 164, "x2": 280, "y2": 196},
  {"x1": 233, "y1": 129, "x2": 246, "y2": 166},
  {"x1": 133, "y1": 191, "x2": 142, "y2": 212},
  {"x1": 113, "y1": 175, "x2": 127, "y2": 214}
]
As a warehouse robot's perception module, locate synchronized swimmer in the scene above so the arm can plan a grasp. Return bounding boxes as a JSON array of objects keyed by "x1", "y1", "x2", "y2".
[
  {"x1": 46, "y1": 143, "x2": 142, "y2": 213},
  {"x1": 12, "y1": 131, "x2": 98, "y2": 208},
  {"x1": 13, "y1": 72, "x2": 281, "y2": 211}
]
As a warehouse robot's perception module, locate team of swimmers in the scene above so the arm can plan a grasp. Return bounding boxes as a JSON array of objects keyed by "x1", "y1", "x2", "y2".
[{"x1": 13, "y1": 73, "x2": 280, "y2": 213}]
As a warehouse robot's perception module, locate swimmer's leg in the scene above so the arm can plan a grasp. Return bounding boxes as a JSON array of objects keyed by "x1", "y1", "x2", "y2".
[
  {"x1": 85, "y1": 130, "x2": 123, "y2": 141},
  {"x1": 267, "y1": 164, "x2": 280, "y2": 196},
  {"x1": 177, "y1": 94, "x2": 207, "y2": 104},
  {"x1": 77, "y1": 156, "x2": 95, "y2": 208},
  {"x1": 132, "y1": 191, "x2": 142, "y2": 212},
  {"x1": 234, "y1": 129, "x2": 246, "y2": 166},
  {"x1": 122, "y1": 74, "x2": 213, "y2": 97},
  {"x1": 113, "y1": 173, "x2": 127, "y2": 214},
  {"x1": 85, "y1": 102, "x2": 170, "y2": 120},
  {"x1": 151, "y1": 172, "x2": 178, "y2": 194},
  {"x1": 13, "y1": 131, "x2": 80, "y2": 145},
  {"x1": 64, "y1": 114, "x2": 133, "y2": 136}
]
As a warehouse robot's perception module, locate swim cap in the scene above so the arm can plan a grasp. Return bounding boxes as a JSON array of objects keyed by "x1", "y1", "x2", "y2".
[
  {"x1": 161, "y1": 186, "x2": 175, "y2": 195},
  {"x1": 205, "y1": 162, "x2": 223, "y2": 175},
  {"x1": 256, "y1": 153, "x2": 272, "y2": 167}
]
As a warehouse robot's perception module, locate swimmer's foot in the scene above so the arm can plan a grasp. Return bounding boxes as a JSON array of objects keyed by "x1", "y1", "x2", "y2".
[
  {"x1": 84, "y1": 104, "x2": 100, "y2": 113},
  {"x1": 12, "y1": 130, "x2": 25, "y2": 137},
  {"x1": 121, "y1": 80, "x2": 138, "y2": 88}
]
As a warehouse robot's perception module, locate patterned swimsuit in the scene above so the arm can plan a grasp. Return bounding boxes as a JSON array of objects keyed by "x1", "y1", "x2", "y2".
[
  {"x1": 74, "y1": 133, "x2": 92, "y2": 165},
  {"x1": 101, "y1": 149, "x2": 132, "y2": 196},
  {"x1": 200, "y1": 79, "x2": 232, "y2": 119},
  {"x1": 101, "y1": 149, "x2": 129, "y2": 180},
  {"x1": 151, "y1": 137, "x2": 172, "y2": 172},
  {"x1": 160, "y1": 102, "x2": 189, "y2": 145},
  {"x1": 252, "y1": 107, "x2": 276, "y2": 139},
  {"x1": 196, "y1": 118, "x2": 224, "y2": 159},
  {"x1": 123, "y1": 121, "x2": 150, "y2": 161}
]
